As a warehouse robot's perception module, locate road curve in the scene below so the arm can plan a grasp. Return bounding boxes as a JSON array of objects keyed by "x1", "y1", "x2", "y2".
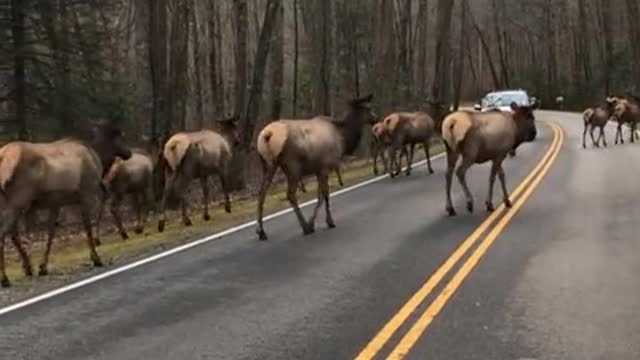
[{"x1": 1, "y1": 111, "x2": 639, "y2": 360}]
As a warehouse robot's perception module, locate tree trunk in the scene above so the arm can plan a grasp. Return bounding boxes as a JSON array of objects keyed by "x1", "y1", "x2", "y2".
[
  {"x1": 320, "y1": 0, "x2": 331, "y2": 115},
  {"x1": 270, "y1": 2, "x2": 284, "y2": 121},
  {"x1": 11, "y1": 0, "x2": 27, "y2": 139},
  {"x1": 625, "y1": 0, "x2": 640, "y2": 87},
  {"x1": 416, "y1": 0, "x2": 429, "y2": 98},
  {"x1": 599, "y1": 0, "x2": 612, "y2": 96},
  {"x1": 452, "y1": 0, "x2": 467, "y2": 110},
  {"x1": 229, "y1": 0, "x2": 282, "y2": 191},
  {"x1": 233, "y1": 0, "x2": 248, "y2": 118},
  {"x1": 430, "y1": 0, "x2": 455, "y2": 108},
  {"x1": 292, "y1": 0, "x2": 299, "y2": 117},
  {"x1": 148, "y1": 0, "x2": 169, "y2": 143}
]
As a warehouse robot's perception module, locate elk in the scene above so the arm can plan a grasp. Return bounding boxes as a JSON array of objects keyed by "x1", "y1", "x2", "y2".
[
  {"x1": 255, "y1": 94, "x2": 376, "y2": 240},
  {"x1": 582, "y1": 96, "x2": 618, "y2": 148},
  {"x1": 99, "y1": 148, "x2": 155, "y2": 241},
  {"x1": 0, "y1": 123, "x2": 132, "y2": 287},
  {"x1": 442, "y1": 102, "x2": 538, "y2": 216},
  {"x1": 383, "y1": 112, "x2": 436, "y2": 177},
  {"x1": 157, "y1": 120, "x2": 238, "y2": 232},
  {"x1": 370, "y1": 121, "x2": 392, "y2": 175},
  {"x1": 613, "y1": 97, "x2": 640, "y2": 144},
  {"x1": 298, "y1": 167, "x2": 344, "y2": 193}
]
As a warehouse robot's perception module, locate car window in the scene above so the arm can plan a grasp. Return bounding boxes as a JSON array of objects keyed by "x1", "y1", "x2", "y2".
[{"x1": 482, "y1": 91, "x2": 530, "y2": 108}]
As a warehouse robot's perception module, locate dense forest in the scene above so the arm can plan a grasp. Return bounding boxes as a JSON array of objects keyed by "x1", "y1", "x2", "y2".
[{"x1": 0, "y1": 0, "x2": 638, "y2": 181}]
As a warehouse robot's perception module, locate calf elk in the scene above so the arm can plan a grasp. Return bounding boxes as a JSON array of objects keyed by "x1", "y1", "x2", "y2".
[
  {"x1": 383, "y1": 112, "x2": 436, "y2": 177},
  {"x1": 582, "y1": 96, "x2": 617, "y2": 148},
  {"x1": 255, "y1": 94, "x2": 376, "y2": 240},
  {"x1": 157, "y1": 120, "x2": 238, "y2": 232},
  {"x1": 613, "y1": 97, "x2": 640, "y2": 144},
  {"x1": 442, "y1": 102, "x2": 538, "y2": 216}
]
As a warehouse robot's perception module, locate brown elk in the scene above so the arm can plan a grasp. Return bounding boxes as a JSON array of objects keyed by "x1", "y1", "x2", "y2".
[
  {"x1": 99, "y1": 148, "x2": 155, "y2": 240},
  {"x1": 383, "y1": 112, "x2": 437, "y2": 177},
  {"x1": 370, "y1": 121, "x2": 392, "y2": 175},
  {"x1": 0, "y1": 123, "x2": 132, "y2": 287},
  {"x1": 442, "y1": 102, "x2": 538, "y2": 216},
  {"x1": 613, "y1": 97, "x2": 640, "y2": 144},
  {"x1": 582, "y1": 96, "x2": 618, "y2": 148},
  {"x1": 157, "y1": 120, "x2": 238, "y2": 232},
  {"x1": 255, "y1": 94, "x2": 376, "y2": 240}
]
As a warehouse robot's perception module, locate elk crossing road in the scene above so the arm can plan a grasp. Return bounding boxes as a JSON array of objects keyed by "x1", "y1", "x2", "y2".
[{"x1": 2, "y1": 111, "x2": 640, "y2": 360}]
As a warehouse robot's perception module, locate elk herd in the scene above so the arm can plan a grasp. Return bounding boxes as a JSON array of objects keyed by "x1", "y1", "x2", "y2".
[
  {"x1": 582, "y1": 95, "x2": 640, "y2": 148},
  {"x1": 1, "y1": 88, "x2": 615, "y2": 289}
]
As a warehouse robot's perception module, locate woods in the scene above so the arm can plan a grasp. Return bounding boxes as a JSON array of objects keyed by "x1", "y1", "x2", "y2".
[{"x1": 0, "y1": 0, "x2": 638, "y2": 181}]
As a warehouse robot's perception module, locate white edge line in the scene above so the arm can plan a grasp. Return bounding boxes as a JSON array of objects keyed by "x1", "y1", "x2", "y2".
[{"x1": 0, "y1": 153, "x2": 446, "y2": 316}]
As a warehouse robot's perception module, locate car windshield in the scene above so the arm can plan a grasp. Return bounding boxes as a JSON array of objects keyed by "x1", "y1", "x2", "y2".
[{"x1": 482, "y1": 91, "x2": 530, "y2": 108}]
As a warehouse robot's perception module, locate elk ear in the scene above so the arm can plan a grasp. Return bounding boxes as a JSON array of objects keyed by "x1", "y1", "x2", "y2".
[{"x1": 510, "y1": 102, "x2": 519, "y2": 112}]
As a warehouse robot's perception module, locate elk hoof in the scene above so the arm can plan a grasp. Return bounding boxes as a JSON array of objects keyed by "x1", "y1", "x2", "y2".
[
  {"x1": 327, "y1": 220, "x2": 336, "y2": 229},
  {"x1": 183, "y1": 218, "x2": 193, "y2": 227},
  {"x1": 447, "y1": 207, "x2": 457, "y2": 216},
  {"x1": 120, "y1": 232, "x2": 129, "y2": 240},
  {"x1": 203, "y1": 213, "x2": 211, "y2": 221},
  {"x1": 504, "y1": 198, "x2": 513, "y2": 208},
  {"x1": 373, "y1": 168, "x2": 379, "y2": 175},
  {"x1": 93, "y1": 257, "x2": 104, "y2": 267},
  {"x1": 1, "y1": 278, "x2": 10, "y2": 288},
  {"x1": 133, "y1": 227, "x2": 144, "y2": 234},
  {"x1": 38, "y1": 265, "x2": 48, "y2": 276},
  {"x1": 225, "y1": 204, "x2": 232, "y2": 213},
  {"x1": 23, "y1": 266, "x2": 33, "y2": 277},
  {"x1": 428, "y1": 168, "x2": 434, "y2": 174},
  {"x1": 466, "y1": 202, "x2": 474, "y2": 213},
  {"x1": 405, "y1": 170, "x2": 412, "y2": 176},
  {"x1": 486, "y1": 202, "x2": 495, "y2": 212},
  {"x1": 257, "y1": 229, "x2": 268, "y2": 241},
  {"x1": 95, "y1": 238, "x2": 102, "y2": 247},
  {"x1": 303, "y1": 225, "x2": 315, "y2": 235},
  {"x1": 158, "y1": 221, "x2": 166, "y2": 233}
]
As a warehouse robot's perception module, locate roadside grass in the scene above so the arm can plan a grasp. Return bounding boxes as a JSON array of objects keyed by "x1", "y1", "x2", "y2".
[{"x1": 4, "y1": 143, "x2": 443, "y2": 286}]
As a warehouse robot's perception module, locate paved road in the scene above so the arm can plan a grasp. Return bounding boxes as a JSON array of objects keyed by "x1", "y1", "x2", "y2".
[{"x1": 1, "y1": 111, "x2": 639, "y2": 360}]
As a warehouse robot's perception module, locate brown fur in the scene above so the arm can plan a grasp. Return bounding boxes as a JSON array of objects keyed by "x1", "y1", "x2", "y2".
[
  {"x1": 0, "y1": 125, "x2": 131, "y2": 287},
  {"x1": 157, "y1": 128, "x2": 234, "y2": 232},
  {"x1": 255, "y1": 94, "x2": 376, "y2": 240},
  {"x1": 99, "y1": 149, "x2": 155, "y2": 240},
  {"x1": 613, "y1": 98, "x2": 640, "y2": 144},
  {"x1": 383, "y1": 111, "x2": 438, "y2": 177},
  {"x1": 442, "y1": 103, "x2": 538, "y2": 216},
  {"x1": 582, "y1": 97, "x2": 617, "y2": 148},
  {"x1": 370, "y1": 122, "x2": 392, "y2": 175}
]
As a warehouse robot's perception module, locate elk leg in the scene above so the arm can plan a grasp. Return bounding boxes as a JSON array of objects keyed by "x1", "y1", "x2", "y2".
[
  {"x1": 335, "y1": 168, "x2": 344, "y2": 186},
  {"x1": 598, "y1": 126, "x2": 607, "y2": 147},
  {"x1": 298, "y1": 178, "x2": 307, "y2": 193},
  {"x1": 372, "y1": 141, "x2": 379, "y2": 175},
  {"x1": 406, "y1": 143, "x2": 415, "y2": 176},
  {"x1": 78, "y1": 202, "x2": 103, "y2": 267},
  {"x1": 285, "y1": 172, "x2": 313, "y2": 235},
  {"x1": 582, "y1": 123, "x2": 588, "y2": 148},
  {"x1": 133, "y1": 192, "x2": 144, "y2": 234},
  {"x1": 424, "y1": 141, "x2": 434, "y2": 174},
  {"x1": 456, "y1": 157, "x2": 474, "y2": 213},
  {"x1": 181, "y1": 195, "x2": 192, "y2": 227},
  {"x1": 201, "y1": 176, "x2": 211, "y2": 221},
  {"x1": 256, "y1": 161, "x2": 277, "y2": 240},
  {"x1": 445, "y1": 147, "x2": 459, "y2": 216},
  {"x1": 10, "y1": 223, "x2": 32, "y2": 277},
  {"x1": 486, "y1": 161, "x2": 499, "y2": 212},
  {"x1": 218, "y1": 172, "x2": 232, "y2": 213},
  {"x1": 38, "y1": 207, "x2": 60, "y2": 276},
  {"x1": 157, "y1": 173, "x2": 176, "y2": 232},
  {"x1": 95, "y1": 190, "x2": 110, "y2": 246},
  {"x1": 616, "y1": 123, "x2": 624, "y2": 144},
  {"x1": 109, "y1": 194, "x2": 129, "y2": 240},
  {"x1": 0, "y1": 208, "x2": 23, "y2": 287},
  {"x1": 497, "y1": 163, "x2": 512, "y2": 208},
  {"x1": 589, "y1": 126, "x2": 598, "y2": 147},
  {"x1": 322, "y1": 175, "x2": 335, "y2": 228},
  {"x1": 307, "y1": 173, "x2": 328, "y2": 231},
  {"x1": 389, "y1": 145, "x2": 398, "y2": 178}
]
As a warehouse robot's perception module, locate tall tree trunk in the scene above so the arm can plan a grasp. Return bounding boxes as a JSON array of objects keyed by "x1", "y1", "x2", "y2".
[
  {"x1": 320, "y1": 0, "x2": 331, "y2": 115},
  {"x1": 229, "y1": 0, "x2": 282, "y2": 191},
  {"x1": 208, "y1": 0, "x2": 224, "y2": 116},
  {"x1": 233, "y1": 0, "x2": 248, "y2": 118},
  {"x1": 292, "y1": 0, "x2": 299, "y2": 117},
  {"x1": 270, "y1": 2, "x2": 284, "y2": 121},
  {"x1": 192, "y1": 1, "x2": 204, "y2": 127},
  {"x1": 416, "y1": 0, "x2": 429, "y2": 98},
  {"x1": 578, "y1": 0, "x2": 592, "y2": 88},
  {"x1": 430, "y1": 0, "x2": 455, "y2": 109},
  {"x1": 625, "y1": 0, "x2": 640, "y2": 87},
  {"x1": 599, "y1": 0, "x2": 612, "y2": 96},
  {"x1": 452, "y1": 0, "x2": 467, "y2": 110},
  {"x1": 11, "y1": 0, "x2": 27, "y2": 139},
  {"x1": 148, "y1": 0, "x2": 169, "y2": 143}
]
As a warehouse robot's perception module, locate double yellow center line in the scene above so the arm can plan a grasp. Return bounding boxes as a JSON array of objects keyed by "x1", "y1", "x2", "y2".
[{"x1": 354, "y1": 121, "x2": 565, "y2": 360}]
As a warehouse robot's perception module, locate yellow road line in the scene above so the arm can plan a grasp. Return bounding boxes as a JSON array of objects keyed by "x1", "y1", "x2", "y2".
[
  {"x1": 385, "y1": 123, "x2": 564, "y2": 360},
  {"x1": 353, "y1": 123, "x2": 561, "y2": 360}
]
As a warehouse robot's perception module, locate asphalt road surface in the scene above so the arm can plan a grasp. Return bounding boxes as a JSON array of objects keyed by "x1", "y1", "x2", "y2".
[{"x1": 1, "y1": 110, "x2": 639, "y2": 360}]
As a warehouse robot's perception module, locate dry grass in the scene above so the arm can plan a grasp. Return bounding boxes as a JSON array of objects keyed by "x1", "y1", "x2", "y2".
[{"x1": 3, "y1": 143, "x2": 443, "y2": 286}]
